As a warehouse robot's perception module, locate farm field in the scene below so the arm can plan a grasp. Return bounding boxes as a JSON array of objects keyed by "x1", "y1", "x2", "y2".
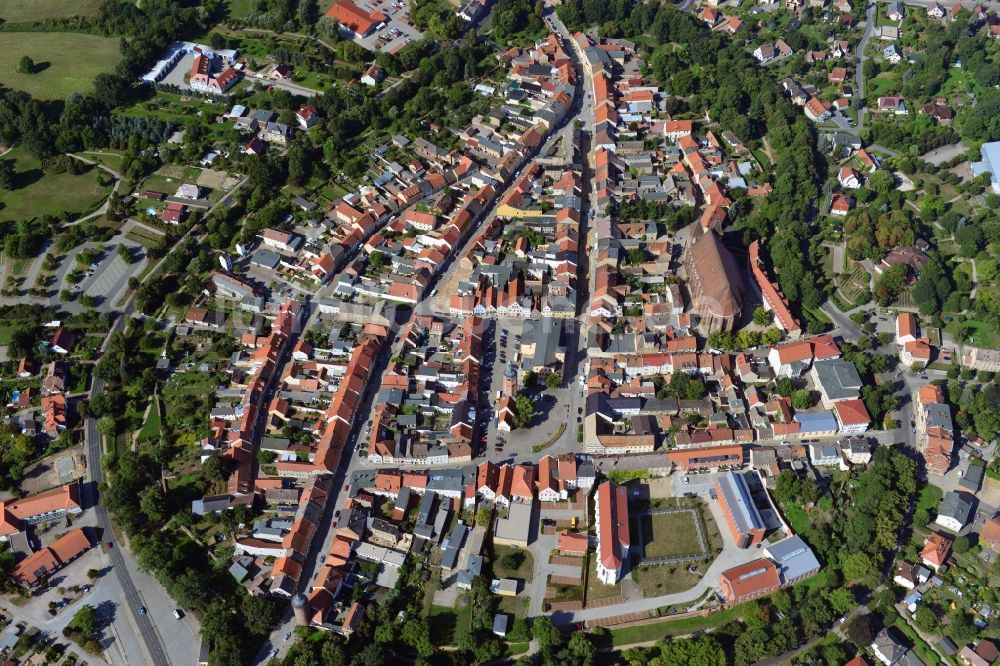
[
  {"x1": 0, "y1": 0, "x2": 103, "y2": 21},
  {"x1": 0, "y1": 33, "x2": 121, "y2": 99},
  {"x1": 0, "y1": 147, "x2": 112, "y2": 221}
]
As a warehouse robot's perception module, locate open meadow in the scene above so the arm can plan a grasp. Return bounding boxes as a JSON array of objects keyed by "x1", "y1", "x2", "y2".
[
  {"x1": 0, "y1": 0, "x2": 103, "y2": 22},
  {"x1": 0, "y1": 147, "x2": 112, "y2": 221},
  {"x1": 0, "y1": 32, "x2": 121, "y2": 99}
]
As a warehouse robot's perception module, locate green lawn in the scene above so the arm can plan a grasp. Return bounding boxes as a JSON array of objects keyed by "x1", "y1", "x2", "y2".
[
  {"x1": 783, "y1": 503, "x2": 812, "y2": 534},
  {"x1": 0, "y1": 0, "x2": 103, "y2": 21},
  {"x1": 916, "y1": 484, "x2": 943, "y2": 513},
  {"x1": 78, "y1": 151, "x2": 124, "y2": 173},
  {"x1": 226, "y1": 0, "x2": 256, "y2": 18},
  {"x1": 0, "y1": 147, "x2": 112, "y2": 221},
  {"x1": 428, "y1": 605, "x2": 459, "y2": 646},
  {"x1": 631, "y1": 563, "x2": 702, "y2": 596},
  {"x1": 944, "y1": 317, "x2": 1000, "y2": 349},
  {"x1": 137, "y1": 397, "x2": 163, "y2": 442},
  {"x1": 638, "y1": 511, "x2": 703, "y2": 558},
  {"x1": 0, "y1": 32, "x2": 121, "y2": 99},
  {"x1": 492, "y1": 545, "x2": 534, "y2": 583},
  {"x1": 609, "y1": 606, "x2": 742, "y2": 647}
]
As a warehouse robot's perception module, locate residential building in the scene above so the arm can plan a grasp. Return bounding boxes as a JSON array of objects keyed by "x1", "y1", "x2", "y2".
[
  {"x1": 935, "y1": 491, "x2": 973, "y2": 532},
  {"x1": 982, "y1": 516, "x2": 1000, "y2": 552},
  {"x1": 834, "y1": 399, "x2": 872, "y2": 435},
  {"x1": 811, "y1": 358, "x2": 863, "y2": 408},
  {"x1": 871, "y1": 628, "x2": 908, "y2": 665},
  {"x1": 920, "y1": 532, "x2": 951, "y2": 570}
]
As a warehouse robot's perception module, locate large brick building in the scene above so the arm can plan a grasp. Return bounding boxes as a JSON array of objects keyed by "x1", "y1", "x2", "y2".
[
  {"x1": 719, "y1": 558, "x2": 780, "y2": 603},
  {"x1": 716, "y1": 471, "x2": 765, "y2": 548},
  {"x1": 683, "y1": 230, "x2": 744, "y2": 333}
]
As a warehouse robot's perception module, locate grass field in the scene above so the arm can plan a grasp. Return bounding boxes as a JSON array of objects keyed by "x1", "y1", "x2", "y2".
[
  {"x1": 492, "y1": 545, "x2": 534, "y2": 583},
  {"x1": 0, "y1": 0, "x2": 103, "y2": 21},
  {"x1": 638, "y1": 511, "x2": 703, "y2": 558},
  {"x1": 609, "y1": 606, "x2": 742, "y2": 647},
  {"x1": 0, "y1": 33, "x2": 121, "y2": 99},
  {"x1": 631, "y1": 563, "x2": 702, "y2": 596},
  {"x1": 0, "y1": 147, "x2": 112, "y2": 221}
]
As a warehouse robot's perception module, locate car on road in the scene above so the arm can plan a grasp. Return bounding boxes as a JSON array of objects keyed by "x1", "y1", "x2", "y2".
[
  {"x1": 272, "y1": 649, "x2": 279, "y2": 658},
  {"x1": 139, "y1": 606, "x2": 147, "y2": 615},
  {"x1": 285, "y1": 632, "x2": 292, "y2": 641},
  {"x1": 173, "y1": 609, "x2": 183, "y2": 620}
]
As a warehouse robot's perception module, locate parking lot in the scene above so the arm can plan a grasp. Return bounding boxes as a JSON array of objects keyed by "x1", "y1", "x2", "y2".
[
  {"x1": 75, "y1": 239, "x2": 148, "y2": 308},
  {"x1": 158, "y1": 51, "x2": 197, "y2": 93},
  {"x1": 353, "y1": 0, "x2": 423, "y2": 53}
]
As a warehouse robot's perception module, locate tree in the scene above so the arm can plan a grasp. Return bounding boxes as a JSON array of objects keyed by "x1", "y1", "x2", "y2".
[
  {"x1": 545, "y1": 372, "x2": 561, "y2": 391},
  {"x1": 824, "y1": 587, "x2": 856, "y2": 615},
  {"x1": 948, "y1": 609, "x2": 977, "y2": 644},
  {"x1": 86, "y1": 569, "x2": 100, "y2": 581},
  {"x1": 841, "y1": 552, "x2": 878, "y2": 582},
  {"x1": 18, "y1": 56, "x2": 34, "y2": 74},
  {"x1": 531, "y1": 616, "x2": 562, "y2": 651},
  {"x1": 138, "y1": 486, "x2": 167, "y2": 523},
  {"x1": 475, "y1": 506, "x2": 491, "y2": 528},
  {"x1": 401, "y1": 618, "x2": 435, "y2": 658},
  {"x1": 658, "y1": 635, "x2": 727, "y2": 666},
  {"x1": 752, "y1": 307, "x2": 772, "y2": 326},
  {"x1": 369, "y1": 251, "x2": 387, "y2": 269},
  {"x1": 72, "y1": 605, "x2": 99, "y2": 638},
  {"x1": 241, "y1": 595, "x2": 279, "y2": 636},
  {"x1": 499, "y1": 550, "x2": 524, "y2": 571},
  {"x1": 512, "y1": 395, "x2": 535, "y2": 428},
  {"x1": 0, "y1": 160, "x2": 14, "y2": 190},
  {"x1": 952, "y1": 534, "x2": 970, "y2": 554},
  {"x1": 202, "y1": 454, "x2": 231, "y2": 482},
  {"x1": 97, "y1": 416, "x2": 116, "y2": 439},
  {"x1": 792, "y1": 389, "x2": 814, "y2": 410},
  {"x1": 915, "y1": 605, "x2": 939, "y2": 633},
  {"x1": 845, "y1": 613, "x2": 879, "y2": 647}
]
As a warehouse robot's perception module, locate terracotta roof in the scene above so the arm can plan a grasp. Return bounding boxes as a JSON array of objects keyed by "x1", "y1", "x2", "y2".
[
  {"x1": 719, "y1": 558, "x2": 780, "y2": 601},
  {"x1": 325, "y1": 0, "x2": 386, "y2": 34},
  {"x1": 834, "y1": 399, "x2": 871, "y2": 427},
  {"x1": 48, "y1": 528, "x2": 91, "y2": 564},
  {"x1": 897, "y1": 312, "x2": 917, "y2": 339},
  {"x1": 10, "y1": 548, "x2": 59, "y2": 586},
  {"x1": 687, "y1": 231, "x2": 744, "y2": 320},
  {"x1": 982, "y1": 516, "x2": 1000, "y2": 551},
  {"x1": 772, "y1": 340, "x2": 812, "y2": 364},
  {"x1": 920, "y1": 532, "x2": 951, "y2": 567},
  {"x1": 558, "y1": 531, "x2": 589, "y2": 555},
  {"x1": 596, "y1": 482, "x2": 630, "y2": 573}
]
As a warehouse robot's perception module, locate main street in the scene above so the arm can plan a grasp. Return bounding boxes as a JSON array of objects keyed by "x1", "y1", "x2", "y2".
[{"x1": 255, "y1": 9, "x2": 594, "y2": 661}]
